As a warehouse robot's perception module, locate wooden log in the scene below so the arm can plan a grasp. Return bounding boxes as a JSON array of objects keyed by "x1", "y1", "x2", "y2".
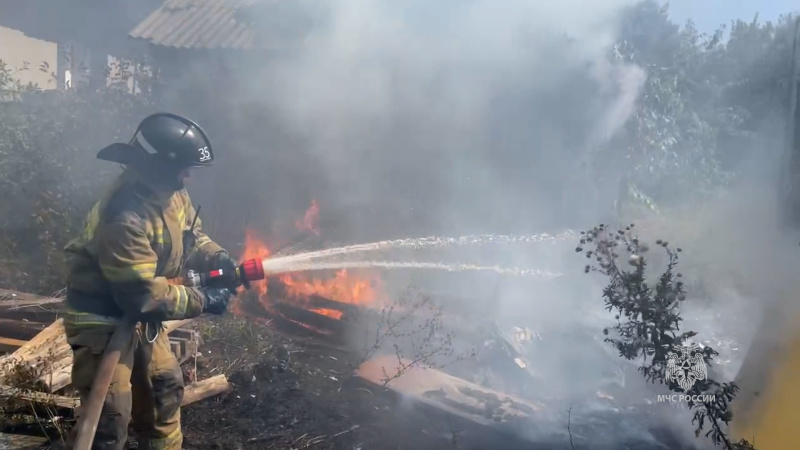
[
  {"x1": 0, "y1": 432, "x2": 48, "y2": 450},
  {"x1": 0, "y1": 374, "x2": 229, "y2": 411},
  {"x1": 182, "y1": 374, "x2": 230, "y2": 405},
  {"x1": 0, "y1": 317, "x2": 49, "y2": 341},
  {"x1": 0, "y1": 318, "x2": 198, "y2": 393}
]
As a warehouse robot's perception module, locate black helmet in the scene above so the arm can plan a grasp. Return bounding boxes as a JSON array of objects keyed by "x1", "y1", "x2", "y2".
[{"x1": 97, "y1": 112, "x2": 214, "y2": 169}]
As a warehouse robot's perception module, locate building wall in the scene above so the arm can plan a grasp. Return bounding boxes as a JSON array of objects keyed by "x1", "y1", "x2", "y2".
[{"x1": 0, "y1": 26, "x2": 57, "y2": 89}]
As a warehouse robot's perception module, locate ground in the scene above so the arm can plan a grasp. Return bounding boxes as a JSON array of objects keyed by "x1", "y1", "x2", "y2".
[
  {"x1": 0, "y1": 297, "x2": 702, "y2": 450},
  {"x1": 181, "y1": 315, "x2": 461, "y2": 450},
  {"x1": 0, "y1": 311, "x2": 492, "y2": 450}
]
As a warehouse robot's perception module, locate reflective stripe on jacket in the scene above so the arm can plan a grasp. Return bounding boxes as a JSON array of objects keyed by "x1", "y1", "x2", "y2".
[
  {"x1": 63, "y1": 306, "x2": 121, "y2": 327},
  {"x1": 64, "y1": 169, "x2": 225, "y2": 325}
]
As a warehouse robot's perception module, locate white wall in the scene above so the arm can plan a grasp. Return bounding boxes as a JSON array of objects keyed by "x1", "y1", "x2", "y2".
[{"x1": 0, "y1": 26, "x2": 58, "y2": 89}]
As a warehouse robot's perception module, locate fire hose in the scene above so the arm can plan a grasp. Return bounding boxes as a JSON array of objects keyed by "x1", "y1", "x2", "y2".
[{"x1": 71, "y1": 258, "x2": 266, "y2": 450}]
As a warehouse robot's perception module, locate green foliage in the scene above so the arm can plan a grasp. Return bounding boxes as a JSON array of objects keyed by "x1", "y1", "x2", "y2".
[
  {"x1": 577, "y1": 224, "x2": 754, "y2": 449},
  {"x1": 0, "y1": 59, "x2": 159, "y2": 293},
  {"x1": 604, "y1": 2, "x2": 797, "y2": 215}
]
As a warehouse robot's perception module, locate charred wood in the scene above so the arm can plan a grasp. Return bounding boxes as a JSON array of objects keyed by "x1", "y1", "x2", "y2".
[
  {"x1": 272, "y1": 302, "x2": 345, "y2": 336},
  {"x1": 0, "y1": 318, "x2": 49, "y2": 342}
]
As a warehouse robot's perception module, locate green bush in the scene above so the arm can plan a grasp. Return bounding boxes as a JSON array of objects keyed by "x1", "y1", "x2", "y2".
[{"x1": 0, "y1": 59, "x2": 158, "y2": 293}]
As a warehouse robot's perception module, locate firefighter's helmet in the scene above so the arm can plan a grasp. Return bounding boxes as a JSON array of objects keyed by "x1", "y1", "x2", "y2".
[{"x1": 97, "y1": 112, "x2": 215, "y2": 169}]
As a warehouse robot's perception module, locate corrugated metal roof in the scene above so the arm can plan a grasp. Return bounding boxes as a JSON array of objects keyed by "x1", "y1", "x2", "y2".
[{"x1": 129, "y1": 0, "x2": 259, "y2": 50}]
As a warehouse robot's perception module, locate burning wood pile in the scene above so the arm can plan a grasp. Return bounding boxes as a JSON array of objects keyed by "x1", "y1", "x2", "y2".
[
  {"x1": 225, "y1": 231, "x2": 562, "y2": 445},
  {"x1": 230, "y1": 229, "x2": 386, "y2": 340}
]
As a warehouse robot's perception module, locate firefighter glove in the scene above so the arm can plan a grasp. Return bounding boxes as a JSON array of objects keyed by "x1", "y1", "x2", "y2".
[
  {"x1": 212, "y1": 252, "x2": 240, "y2": 289},
  {"x1": 202, "y1": 287, "x2": 235, "y2": 315}
]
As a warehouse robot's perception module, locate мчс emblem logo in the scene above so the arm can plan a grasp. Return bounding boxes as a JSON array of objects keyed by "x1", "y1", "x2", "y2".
[{"x1": 665, "y1": 343, "x2": 708, "y2": 391}]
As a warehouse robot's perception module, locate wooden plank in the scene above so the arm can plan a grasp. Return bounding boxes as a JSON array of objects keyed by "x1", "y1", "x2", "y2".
[
  {"x1": 0, "y1": 432, "x2": 48, "y2": 450},
  {"x1": 0, "y1": 318, "x2": 198, "y2": 392},
  {"x1": 355, "y1": 355, "x2": 544, "y2": 429},
  {"x1": 0, "y1": 374, "x2": 229, "y2": 411}
]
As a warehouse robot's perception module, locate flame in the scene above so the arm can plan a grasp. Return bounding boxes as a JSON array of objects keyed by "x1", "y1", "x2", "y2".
[
  {"x1": 234, "y1": 230, "x2": 272, "y2": 314},
  {"x1": 235, "y1": 222, "x2": 384, "y2": 322},
  {"x1": 279, "y1": 268, "x2": 383, "y2": 319},
  {"x1": 294, "y1": 200, "x2": 320, "y2": 235}
]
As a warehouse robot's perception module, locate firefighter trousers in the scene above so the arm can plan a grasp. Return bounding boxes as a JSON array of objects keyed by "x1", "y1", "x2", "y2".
[{"x1": 65, "y1": 324, "x2": 184, "y2": 450}]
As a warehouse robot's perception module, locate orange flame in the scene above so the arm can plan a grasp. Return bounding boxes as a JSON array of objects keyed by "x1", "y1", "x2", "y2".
[
  {"x1": 233, "y1": 201, "x2": 384, "y2": 322},
  {"x1": 232, "y1": 230, "x2": 272, "y2": 315},
  {"x1": 295, "y1": 200, "x2": 320, "y2": 235},
  {"x1": 278, "y1": 268, "x2": 383, "y2": 319}
]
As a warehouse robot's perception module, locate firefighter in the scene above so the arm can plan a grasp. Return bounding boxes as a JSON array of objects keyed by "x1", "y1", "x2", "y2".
[{"x1": 62, "y1": 112, "x2": 238, "y2": 450}]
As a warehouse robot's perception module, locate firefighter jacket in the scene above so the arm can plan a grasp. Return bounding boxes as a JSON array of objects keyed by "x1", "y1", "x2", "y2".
[{"x1": 63, "y1": 169, "x2": 226, "y2": 328}]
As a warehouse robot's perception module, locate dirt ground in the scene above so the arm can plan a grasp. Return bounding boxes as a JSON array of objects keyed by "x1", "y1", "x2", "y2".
[
  {"x1": 180, "y1": 315, "x2": 471, "y2": 450},
  {"x1": 0, "y1": 312, "x2": 493, "y2": 450},
  {"x1": 1, "y1": 299, "x2": 695, "y2": 450},
  {"x1": 178, "y1": 312, "x2": 701, "y2": 450}
]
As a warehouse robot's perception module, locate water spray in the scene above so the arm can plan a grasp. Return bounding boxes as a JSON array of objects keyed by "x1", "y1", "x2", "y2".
[
  {"x1": 267, "y1": 230, "x2": 578, "y2": 266},
  {"x1": 261, "y1": 259, "x2": 563, "y2": 279}
]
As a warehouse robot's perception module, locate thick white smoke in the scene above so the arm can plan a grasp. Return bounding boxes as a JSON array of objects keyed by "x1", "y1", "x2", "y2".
[
  {"x1": 234, "y1": 0, "x2": 647, "y2": 237},
  {"x1": 219, "y1": 0, "x2": 731, "y2": 447}
]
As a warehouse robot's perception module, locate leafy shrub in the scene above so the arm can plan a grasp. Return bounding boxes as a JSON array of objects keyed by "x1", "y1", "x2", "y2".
[
  {"x1": 0, "y1": 59, "x2": 158, "y2": 293},
  {"x1": 577, "y1": 224, "x2": 755, "y2": 449}
]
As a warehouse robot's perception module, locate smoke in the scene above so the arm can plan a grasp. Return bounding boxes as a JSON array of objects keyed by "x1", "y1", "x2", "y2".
[
  {"x1": 219, "y1": 0, "x2": 645, "y2": 237},
  {"x1": 178, "y1": 0, "x2": 800, "y2": 447},
  {"x1": 194, "y1": 0, "x2": 706, "y2": 446},
  {"x1": 5, "y1": 0, "x2": 797, "y2": 446}
]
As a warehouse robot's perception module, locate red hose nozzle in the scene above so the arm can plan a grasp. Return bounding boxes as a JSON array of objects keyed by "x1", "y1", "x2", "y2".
[{"x1": 238, "y1": 258, "x2": 265, "y2": 289}]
